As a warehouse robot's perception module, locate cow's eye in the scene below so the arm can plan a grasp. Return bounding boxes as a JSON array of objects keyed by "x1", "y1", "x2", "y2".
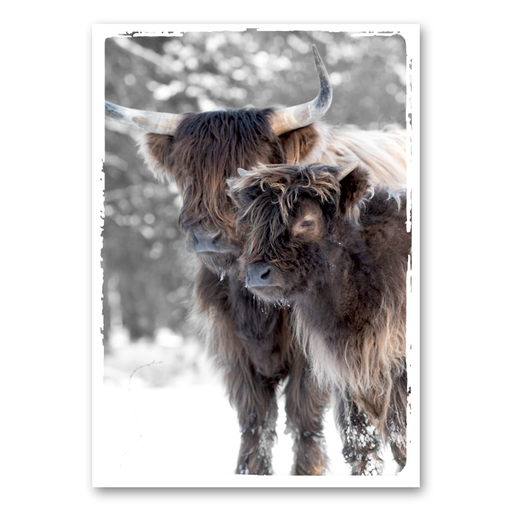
[{"x1": 301, "y1": 220, "x2": 314, "y2": 228}]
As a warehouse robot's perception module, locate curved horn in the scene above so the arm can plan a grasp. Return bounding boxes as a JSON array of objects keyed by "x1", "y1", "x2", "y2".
[
  {"x1": 270, "y1": 45, "x2": 333, "y2": 136},
  {"x1": 105, "y1": 101, "x2": 184, "y2": 135},
  {"x1": 237, "y1": 167, "x2": 250, "y2": 177}
]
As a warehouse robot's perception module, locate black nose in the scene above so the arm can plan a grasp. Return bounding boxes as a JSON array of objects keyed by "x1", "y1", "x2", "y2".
[
  {"x1": 247, "y1": 262, "x2": 276, "y2": 287},
  {"x1": 192, "y1": 229, "x2": 224, "y2": 253}
]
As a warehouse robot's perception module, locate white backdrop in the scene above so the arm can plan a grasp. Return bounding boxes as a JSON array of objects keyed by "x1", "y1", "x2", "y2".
[{"x1": 2, "y1": 2, "x2": 511, "y2": 511}]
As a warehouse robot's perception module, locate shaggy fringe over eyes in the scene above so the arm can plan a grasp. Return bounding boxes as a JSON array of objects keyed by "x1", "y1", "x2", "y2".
[
  {"x1": 229, "y1": 162, "x2": 364, "y2": 258},
  {"x1": 139, "y1": 109, "x2": 284, "y2": 233}
]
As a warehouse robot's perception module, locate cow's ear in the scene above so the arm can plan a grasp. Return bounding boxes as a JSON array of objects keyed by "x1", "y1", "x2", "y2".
[
  {"x1": 337, "y1": 161, "x2": 372, "y2": 216},
  {"x1": 137, "y1": 133, "x2": 175, "y2": 180},
  {"x1": 278, "y1": 125, "x2": 320, "y2": 163}
]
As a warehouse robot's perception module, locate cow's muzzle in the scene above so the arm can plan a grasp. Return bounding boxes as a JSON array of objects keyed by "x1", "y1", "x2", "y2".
[
  {"x1": 192, "y1": 229, "x2": 224, "y2": 253},
  {"x1": 246, "y1": 262, "x2": 277, "y2": 288}
]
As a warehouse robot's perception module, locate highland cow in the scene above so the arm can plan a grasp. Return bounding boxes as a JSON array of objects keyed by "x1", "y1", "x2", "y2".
[
  {"x1": 105, "y1": 46, "x2": 407, "y2": 475},
  {"x1": 228, "y1": 161, "x2": 410, "y2": 475}
]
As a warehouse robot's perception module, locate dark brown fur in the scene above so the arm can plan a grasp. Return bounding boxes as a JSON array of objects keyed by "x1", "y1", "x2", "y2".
[
  {"x1": 134, "y1": 103, "x2": 407, "y2": 474},
  {"x1": 140, "y1": 110, "x2": 332, "y2": 475},
  {"x1": 229, "y1": 163, "x2": 410, "y2": 474}
]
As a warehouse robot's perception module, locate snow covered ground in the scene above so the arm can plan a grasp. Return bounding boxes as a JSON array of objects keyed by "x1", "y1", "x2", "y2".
[{"x1": 93, "y1": 338, "x2": 403, "y2": 487}]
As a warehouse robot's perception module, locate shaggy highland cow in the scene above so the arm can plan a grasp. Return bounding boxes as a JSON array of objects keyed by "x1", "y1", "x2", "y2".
[
  {"x1": 228, "y1": 161, "x2": 410, "y2": 475},
  {"x1": 105, "y1": 46, "x2": 407, "y2": 475}
]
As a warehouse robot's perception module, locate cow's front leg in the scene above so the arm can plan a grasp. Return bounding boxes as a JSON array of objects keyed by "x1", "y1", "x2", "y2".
[
  {"x1": 336, "y1": 395, "x2": 384, "y2": 476},
  {"x1": 225, "y1": 362, "x2": 278, "y2": 475},
  {"x1": 195, "y1": 268, "x2": 280, "y2": 474},
  {"x1": 284, "y1": 351, "x2": 330, "y2": 475}
]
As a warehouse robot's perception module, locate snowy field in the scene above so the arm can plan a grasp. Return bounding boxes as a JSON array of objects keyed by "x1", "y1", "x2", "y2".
[{"x1": 93, "y1": 337, "x2": 403, "y2": 487}]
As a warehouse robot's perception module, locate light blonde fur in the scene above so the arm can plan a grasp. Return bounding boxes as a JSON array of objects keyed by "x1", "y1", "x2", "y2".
[
  {"x1": 296, "y1": 123, "x2": 407, "y2": 191},
  {"x1": 292, "y1": 292, "x2": 406, "y2": 434}
]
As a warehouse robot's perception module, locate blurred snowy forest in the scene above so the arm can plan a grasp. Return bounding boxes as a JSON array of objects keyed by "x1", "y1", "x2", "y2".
[{"x1": 103, "y1": 29, "x2": 407, "y2": 360}]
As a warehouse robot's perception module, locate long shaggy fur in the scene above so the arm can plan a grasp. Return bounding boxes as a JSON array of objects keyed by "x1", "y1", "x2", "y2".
[
  {"x1": 229, "y1": 162, "x2": 410, "y2": 474},
  {"x1": 294, "y1": 123, "x2": 407, "y2": 190},
  {"x1": 138, "y1": 109, "x2": 283, "y2": 235},
  {"x1": 133, "y1": 107, "x2": 408, "y2": 475}
]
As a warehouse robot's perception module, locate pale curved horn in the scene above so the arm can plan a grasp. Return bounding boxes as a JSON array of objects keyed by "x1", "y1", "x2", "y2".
[
  {"x1": 237, "y1": 167, "x2": 250, "y2": 177},
  {"x1": 270, "y1": 45, "x2": 333, "y2": 136},
  {"x1": 105, "y1": 101, "x2": 184, "y2": 135}
]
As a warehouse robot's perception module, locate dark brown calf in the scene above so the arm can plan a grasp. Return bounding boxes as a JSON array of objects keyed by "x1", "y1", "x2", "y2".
[{"x1": 228, "y1": 162, "x2": 410, "y2": 474}]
